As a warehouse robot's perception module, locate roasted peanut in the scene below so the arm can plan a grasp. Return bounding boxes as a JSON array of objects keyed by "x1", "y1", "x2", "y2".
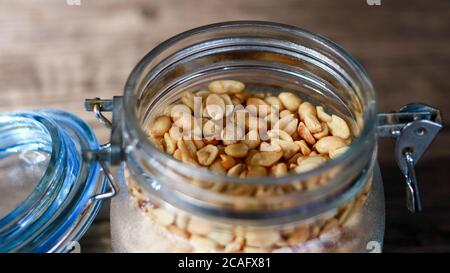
[
  {"x1": 241, "y1": 129, "x2": 261, "y2": 149},
  {"x1": 225, "y1": 143, "x2": 249, "y2": 158},
  {"x1": 187, "y1": 218, "x2": 214, "y2": 235},
  {"x1": 273, "y1": 114, "x2": 298, "y2": 136},
  {"x1": 209, "y1": 158, "x2": 226, "y2": 174},
  {"x1": 221, "y1": 125, "x2": 244, "y2": 146},
  {"x1": 270, "y1": 163, "x2": 288, "y2": 177},
  {"x1": 313, "y1": 122, "x2": 329, "y2": 139},
  {"x1": 329, "y1": 146, "x2": 350, "y2": 159},
  {"x1": 314, "y1": 136, "x2": 347, "y2": 155},
  {"x1": 205, "y1": 94, "x2": 226, "y2": 120},
  {"x1": 250, "y1": 151, "x2": 283, "y2": 167},
  {"x1": 316, "y1": 106, "x2": 332, "y2": 122},
  {"x1": 150, "y1": 116, "x2": 171, "y2": 137},
  {"x1": 295, "y1": 140, "x2": 311, "y2": 156},
  {"x1": 327, "y1": 114, "x2": 351, "y2": 139},
  {"x1": 181, "y1": 91, "x2": 195, "y2": 111},
  {"x1": 247, "y1": 166, "x2": 268, "y2": 177},
  {"x1": 227, "y1": 163, "x2": 245, "y2": 176},
  {"x1": 287, "y1": 226, "x2": 310, "y2": 246},
  {"x1": 246, "y1": 97, "x2": 270, "y2": 116},
  {"x1": 273, "y1": 139, "x2": 300, "y2": 159},
  {"x1": 219, "y1": 154, "x2": 236, "y2": 170},
  {"x1": 207, "y1": 230, "x2": 234, "y2": 246},
  {"x1": 260, "y1": 141, "x2": 282, "y2": 152},
  {"x1": 267, "y1": 129, "x2": 294, "y2": 142},
  {"x1": 151, "y1": 208, "x2": 175, "y2": 226},
  {"x1": 163, "y1": 133, "x2": 177, "y2": 154},
  {"x1": 279, "y1": 109, "x2": 293, "y2": 118},
  {"x1": 245, "y1": 229, "x2": 281, "y2": 248},
  {"x1": 208, "y1": 80, "x2": 245, "y2": 94},
  {"x1": 278, "y1": 92, "x2": 302, "y2": 111},
  {"x1": 190, "y1": 235, "x2": 219, "y2": 252},
  {"x1": 295, "y1": 156, "x2": 327, "y2": 173},
  {"x1": 173, "y1": 149, "x2": 182, "y2": 161},
  {"x1": 299, "y1": 102, "x2": 322, "y2": 133},
  {"x1": 196, "y1": 145, "x2": 219, "y2": 166},
  {"x1": 264, "y1": 96, "x2": 284, "y2": 110},
  {"x1": 297, "y1": 122, "x2": 316, "y2": 145}
]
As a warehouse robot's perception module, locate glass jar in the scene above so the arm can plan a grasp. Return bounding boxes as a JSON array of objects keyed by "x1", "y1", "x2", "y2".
[
  {"x1": 0, "y1": 21, "x2": 442, "y2": 253},
  {"x1": 100, "y1": 22, "x2": 439, "y2": 253},
  {"x1": 0, "y1": 110, "x2": 106, "y2": 252}
]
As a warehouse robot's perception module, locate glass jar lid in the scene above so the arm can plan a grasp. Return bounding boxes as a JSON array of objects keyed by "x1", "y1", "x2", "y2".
[{"x1": 0, "y1": 109, "x2": 106, "y2": 252}]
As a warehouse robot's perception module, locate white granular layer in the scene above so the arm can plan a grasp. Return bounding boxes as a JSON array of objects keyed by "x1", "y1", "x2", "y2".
[{"x1": 110, "y1": 167, "x2": 384, "y2": 253}]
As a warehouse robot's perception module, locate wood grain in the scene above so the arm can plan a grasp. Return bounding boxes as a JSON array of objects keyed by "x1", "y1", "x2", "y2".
[{"x1": 0, "y1": 0, "x2": 448, "y2": 252}]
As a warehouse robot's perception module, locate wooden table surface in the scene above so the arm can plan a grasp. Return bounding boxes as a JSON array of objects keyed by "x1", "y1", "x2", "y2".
[{"x1": 0, "y1": 0, "x2": 448, "y2": 253}]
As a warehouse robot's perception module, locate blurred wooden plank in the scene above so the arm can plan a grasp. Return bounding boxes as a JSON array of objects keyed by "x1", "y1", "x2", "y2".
[{"x1": 0, "y1": 0, "x2": 448, "y2": 252}]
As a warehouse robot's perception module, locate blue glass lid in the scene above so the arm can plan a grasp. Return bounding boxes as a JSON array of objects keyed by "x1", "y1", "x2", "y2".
[{"x1": 0, "y1": 109, "x2": 106, "y2": 252}]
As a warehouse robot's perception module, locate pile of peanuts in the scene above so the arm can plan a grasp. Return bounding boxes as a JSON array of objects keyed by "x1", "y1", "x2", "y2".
[
  {"x1": 127, "y1": 173, "x2": 371, "y2": 252},
  {"x1": 123, "y1": 80, "x2": 371, "y2": 252},
  {"x1": 149, "y1": 80, "x2": 352, "y2": 180}
]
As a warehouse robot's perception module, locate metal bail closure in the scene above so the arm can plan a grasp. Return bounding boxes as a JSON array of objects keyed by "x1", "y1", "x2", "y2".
[
  {"x1": 83, "y1": 96, "x2": 125, "y2": 201},
  {"x1": 376, "y1": 103, "x2": 443, "y2": 212}
]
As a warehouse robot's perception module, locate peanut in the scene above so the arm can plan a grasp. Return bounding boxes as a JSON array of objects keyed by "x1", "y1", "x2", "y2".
[
  {"x1": 313, "y1": 122, "x2": 329, "y2": 139},
  {"x1": 246, "y1": 97, "x2": 270, "y2": 116},
  {"x1": 227, "y1": 163, "x2": 245, "y2": 176},
  {"x1": 295, "y1": 140, "x2": 311, "y2": 156},
  {"x1": 270, "y1": 163, "x2": 288, "y2": 177},
  {"x1": 151, "y1": 208, "x2": 175, "y2": 226},
  {"x1": 208, "y1": 80, "x2": 245, "y2": 94},
  {"x1": 316, "y1": 106, "x2": 332, "y2": 122},
  {"x1": 181, "y1": 91, "x2": 195, "y2": 111},
  {"x1": 328, "y1": 114, "x2": 350, "y2": 139},
  {"x1": 264, "y1": 96, "x2": 284, "y2": 110},
  {"x1": 287, "y1": 226, "x2": 310, "y2": 246},
  {"x1": 329, "y1": 146, "x2": 350, "y2": 159},
  {"x1": 205, "y1": 94, "x2": 226, "y2": 120},
  {"x1": 273, "y1": 139, "x2": 300, "y2": 159},
  {"x1": 279, "y1": 109, "x2": 293, "y2": 118},
  {"x1": 297, "y1": 122, "x2": 316, "y2": 145},
  {"x1": 187, "y1": 218, "x2": 214, "y2": 235},
  {"x1": 196, "y1": 145, "x2": 219, "y2": 166},
  {"x1": 250, "y1": 151, "x2": 283, "y2": 167},
  {"x1": 273, "y1": 114, "x2": 298, "y2": 136},
  {"x1": 260, "y1": 142, "x2": 282, "y2": 152},
  {"x1": 190, "y1": 235, "x2": 219, "y2": 252},
  {"x1": 150, "y1": 115, "x2": 171, "y2": 137},
  {"x1": 241, "y1": 129, "x2": 261, "y2": 149},
  {"x1": 278, "y1": 92, "x2": 302, "y2": 111},
  {"x1": 219, "y1": 154, "x2": 236, "y2": 170},
  {"x1": 209, "y1": 158, "x2": 226, "y2": 174},
  {"x1": 299, "y1": 102, "x2": 322, "y2": 133},
  {"x1": 315, "y1": 136, "x2": 347, "y2": 155},
  {"x1": 295, "y1": 156, "x2": 327, "y2": 173},
  {"x1": 225, "y1": 143, "x2": 249, "y2": 158},
  {"x1": 221, "y1": 125, "x2": 244, "y2": 146},
  {"x1": 207, "y1": 230, "x2": 234, "y2": 246},
  {"x1": 245, "y1": 229, "x2": 281, "y2": 248},
  {"x1": 247, "y1": 166, "x2": 268, "y2": 177},
  {"x1": 163, "y1": 133, "x2": 177, "y2": 154}
]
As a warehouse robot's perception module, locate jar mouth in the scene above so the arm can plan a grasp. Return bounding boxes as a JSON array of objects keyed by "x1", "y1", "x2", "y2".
[
  {"x1": 0, "y1": 110, "x2": 103, "y2": 252},
  {"x1": 0, "y1": 112, "x2": 60, "y2": 225},
  {"x1": 123, "y1": 21, "x2": 377, "y2": 185}
]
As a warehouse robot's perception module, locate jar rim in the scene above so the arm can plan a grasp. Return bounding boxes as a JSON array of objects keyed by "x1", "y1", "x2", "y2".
[
  {"x1": 123, "y1": 20, "x2": 377, "y2": 185},
  {"x1": 0, "y1": 110, "x2": 104, "y2": 252}
]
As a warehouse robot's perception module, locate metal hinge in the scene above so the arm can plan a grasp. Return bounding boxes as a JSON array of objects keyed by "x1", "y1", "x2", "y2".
[
  {"x1": 83, "y1": 96, "x2": 124, "y2": 200},
  {"x1": 377, "y1": 103, "x2": 443, "y2": 212}
]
